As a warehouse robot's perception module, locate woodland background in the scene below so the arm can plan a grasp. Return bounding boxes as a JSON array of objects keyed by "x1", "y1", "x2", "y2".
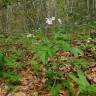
[{"x1": 0, "y1": 0, "x2": 96, "y2": 35}]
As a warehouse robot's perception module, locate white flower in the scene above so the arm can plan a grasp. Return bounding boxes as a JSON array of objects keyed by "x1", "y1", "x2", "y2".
[
  {"x1": 46, "y1": 18, "x2": 53, "y2": 25},
  {"x1": 58, "y1": 18, "x2": 62, "y2": 24},
  {"x1": 38, "y1": 28, "x2": 41, "y2": 30},
  {"x1": 75, "y1": 22, "x2": 78, "y2": 25},
  {"x1": 26, "y1": 34, "x2": 32, "y2": 38},
  {"x1": 52, "y1": 17, "x2": 55, "y2": 21},
  {"x1": 32, "y1": 34, "x2": 35, "y2": 38}
]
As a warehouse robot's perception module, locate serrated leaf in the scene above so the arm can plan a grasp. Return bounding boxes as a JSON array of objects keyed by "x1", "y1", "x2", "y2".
[
  {"x1": 51, "y1": 84, "x2": 61, "y2": 96},
  {"x1": 71, "y1": 48, "x2": 83, "y2": 55},
  {"x1": 77, "y1": 70, "x2": 89, "y2": 86},
  {"x1": 69, "y1": 73, "x2": 81, "y2": 85},
  {"x1": 40, "y1": 51, "x2": 48, "y2": 64},
  {"x1": 87, "y1": 85, "x2": 96, "y2": 93},
  {"x1": 56, "y1": 41, "x2": 71, "y2": 51}
]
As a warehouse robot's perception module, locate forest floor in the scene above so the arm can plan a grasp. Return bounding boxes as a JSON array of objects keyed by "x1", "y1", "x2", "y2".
[{"x1": 0, "y1": 31, "x2": 96, "y2": 96}]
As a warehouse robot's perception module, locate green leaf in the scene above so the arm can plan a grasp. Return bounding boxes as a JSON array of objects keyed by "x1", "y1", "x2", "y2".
[
  {"x1": 71, "y1": 59, "x2": 90, "y2": 69},
  {"x1": 62, "y1": 79, "x2": 74, "y2": 95},
  {"x1": 51, "y1": 84, "x2": 61, "y2": 96},
  {"x1": 79, "y1": 93, "x2": 88, "y2": 96},
  {"x1": 3, "y1": 72, "x2": 22, "y2": 84},
  {"x1": 31, "y1": 60, "x2": 40, "y2": 70},
  {"x1": 71, "y1": 47, "x2": 83, "y2": 55},
  {"x1": 46, "y1": 69, "x2": 57, "y2": 79},
  {"x1": 47, "y1": 47, "x2": 56, "y2": 57},
  {"x1": 0, "y1": 53, "x2": 4, "y2": 62},
  {"x1": 69, "y1": 73, "x2": 81, "y2": 85},
  {"x1": 0, "y1": 53, "x2": 5, "y2": 69},
  {"x1": 69, "y1": 70, "x2": 96, "y2": 95},
  {"x1": 87, "y1": 85, "x2": 96, "y2": 93},
  {"x1": 69, "y1": 71, "x2": 88, "y2": 91},
  {"x1": 56, "y1": 41, "x2": 71, "y2": 51},
  {"x1": 77, "y1": 70, "x2": 89, "y2": 86}
]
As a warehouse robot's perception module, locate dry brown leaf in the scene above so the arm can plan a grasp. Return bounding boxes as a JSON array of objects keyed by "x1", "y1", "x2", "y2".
[
  {"x1": 47, "y1": 57, "x2": 57, "y2": 62},
  {"x1": 64, "y1": 90, "x2": 70, "y2": 96}
]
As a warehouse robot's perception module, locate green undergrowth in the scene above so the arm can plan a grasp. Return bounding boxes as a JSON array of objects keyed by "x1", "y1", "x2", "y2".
[{"x1": 0, "y1": 26, "x2": 96, "y2": 96}]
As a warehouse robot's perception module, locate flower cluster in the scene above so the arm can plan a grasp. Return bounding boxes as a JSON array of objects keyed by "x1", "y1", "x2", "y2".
[
  {"x1": 46, "y1": 17, "x2": 55, "y2": 25},
  {"x1": 46, "y1": 16, "x2": 62, "y2": 25},
  {"x1": 26, "y1": 34, "x2": 35, "y2": 38}
]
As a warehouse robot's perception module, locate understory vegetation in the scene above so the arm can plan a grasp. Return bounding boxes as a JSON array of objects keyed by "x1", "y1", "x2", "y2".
[
  {"x1": 0, "y1": 0, "x2": 96, "y2": 96},
  {"x1": 0, "y1": 22, "x2": 96, "y2": 96}
]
